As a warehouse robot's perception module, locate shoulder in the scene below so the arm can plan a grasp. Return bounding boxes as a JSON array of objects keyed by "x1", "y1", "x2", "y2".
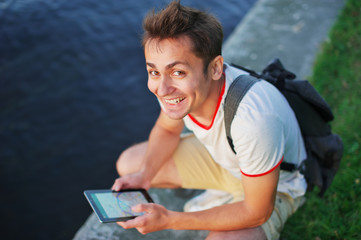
[
  {"x1": 223, "y1": 63, "x2": 286, "y2": 110},
  {"x1": 223, "y1": 63, "x2": 291, "y2": 139}
]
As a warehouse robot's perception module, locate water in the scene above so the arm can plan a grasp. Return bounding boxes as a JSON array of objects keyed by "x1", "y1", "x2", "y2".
[{"x1": 0, "y1": 1, "x2": 255, "y2": 239}]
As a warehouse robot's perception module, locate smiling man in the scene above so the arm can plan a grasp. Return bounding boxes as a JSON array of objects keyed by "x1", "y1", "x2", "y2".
[{"x1": 111, "y1": 1, "x2": 307, "y2": 239}]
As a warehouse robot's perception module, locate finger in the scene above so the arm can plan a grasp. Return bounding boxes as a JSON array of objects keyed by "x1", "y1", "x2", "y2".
[
  {"x1": 117, "y1": 220, "x2": 131, "y2": 229},
  {"x1": 132, "y1": 203, "x2": 154, "y2": 213},
  {"x1": 117, "y1": 221, "x2": 126, "y2": 228},
  {"x1": 111, "y1": 179, "x2": 119, "y2": 191},
  {"x1": 111, "y1": 178, "x2": 123, "y2": 191},
  {"x1": 117, "y1": 217, "x2": 142, "y2": 229}
]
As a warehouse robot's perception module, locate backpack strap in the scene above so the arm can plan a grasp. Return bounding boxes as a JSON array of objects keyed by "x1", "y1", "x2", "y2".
[
  {"x1": 224, "y1": 75, "x2": 258, "y2": 154},
  {"x1": 224, "y1": 74, "x2": 298, "y2": 171}
]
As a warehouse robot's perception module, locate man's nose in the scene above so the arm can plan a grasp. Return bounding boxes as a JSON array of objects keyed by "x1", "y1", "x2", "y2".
[{"x1": 157, "y1": 75, "x2": 174, "y2": 97}]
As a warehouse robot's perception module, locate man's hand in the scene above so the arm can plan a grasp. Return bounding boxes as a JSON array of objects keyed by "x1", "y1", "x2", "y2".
[
  {"x1": 112, "y1": 171, "x2": 151, "y2": 192},
  {"x1": 117, "y1": 203, "x2": 172, "y2": 234}
]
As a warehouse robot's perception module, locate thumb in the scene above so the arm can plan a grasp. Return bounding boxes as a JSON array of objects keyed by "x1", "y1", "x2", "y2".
[{"x1": 111, "y1": 177, "x2": 124, "y2": 192}]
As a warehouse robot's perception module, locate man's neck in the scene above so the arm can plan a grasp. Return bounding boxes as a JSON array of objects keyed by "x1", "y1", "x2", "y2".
[{"x1": 188, "y1": 75, "x2": 225, "y2": 129}]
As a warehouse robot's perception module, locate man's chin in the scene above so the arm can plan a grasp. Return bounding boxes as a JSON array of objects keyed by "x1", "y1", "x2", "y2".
[{"x1": 164, "y1": 110, "x2": 188, "y2": 120}]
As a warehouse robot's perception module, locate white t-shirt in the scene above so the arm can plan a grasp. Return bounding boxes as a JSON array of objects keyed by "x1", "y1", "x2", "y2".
[{"x1": 183, "y1": 64, "x2": 307, "y2": 198}]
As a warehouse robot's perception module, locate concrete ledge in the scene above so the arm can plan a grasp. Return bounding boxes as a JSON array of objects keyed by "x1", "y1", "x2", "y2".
[{"x1": 223, "y1": 0, "x2": 345, "y2": 79}]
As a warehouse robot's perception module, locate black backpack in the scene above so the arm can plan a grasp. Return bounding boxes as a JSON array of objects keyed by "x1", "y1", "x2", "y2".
[{"x1": 224, "y1": 58, "x2": 343, "y2": 197}]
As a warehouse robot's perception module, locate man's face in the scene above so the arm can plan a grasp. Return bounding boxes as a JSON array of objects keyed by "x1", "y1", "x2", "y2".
[{"x1": 145, "y1": 36, "x2": 213, "y2": 120}]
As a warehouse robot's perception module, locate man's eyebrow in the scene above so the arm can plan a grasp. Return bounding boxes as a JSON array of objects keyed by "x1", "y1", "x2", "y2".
[
  {"x1": 146, "y1": 62, "x2": 156, "y2": 68},
  {"x1": 146, "y1": 61, "x2": 188, "y2": 69},
  {"x1": 166, "y1": 61, "x2": 188, "y2": 69}
]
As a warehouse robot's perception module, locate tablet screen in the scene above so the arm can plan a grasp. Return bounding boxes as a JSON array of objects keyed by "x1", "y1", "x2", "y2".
[{"x1": 84, "y1": 189, "x2": 153, "y2": 222}]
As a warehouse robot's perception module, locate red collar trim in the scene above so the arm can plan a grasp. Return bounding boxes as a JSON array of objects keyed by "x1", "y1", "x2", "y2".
[{"x1": 188, "y1": 76, "x2": 226, "y2": 130}]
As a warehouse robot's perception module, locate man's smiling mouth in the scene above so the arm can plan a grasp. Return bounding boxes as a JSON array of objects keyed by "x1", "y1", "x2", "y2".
[{"x1": 164, "y1": 97, "x2": 185, "y2": 104}]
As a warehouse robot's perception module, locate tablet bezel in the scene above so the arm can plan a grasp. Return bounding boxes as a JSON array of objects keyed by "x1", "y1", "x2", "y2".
[{"x1": 84, "y1": 189, "x2": 154, "y2": 223}]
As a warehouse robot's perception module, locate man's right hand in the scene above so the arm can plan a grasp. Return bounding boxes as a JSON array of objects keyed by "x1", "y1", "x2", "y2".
[{"x1": 111, "y1": 171, "x2": 151, "y2": 192}]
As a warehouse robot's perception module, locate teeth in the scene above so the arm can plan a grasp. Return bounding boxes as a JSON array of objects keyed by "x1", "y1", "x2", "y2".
[{"x1": 165, "y1": 97, "x2": 185, "y2": 104}]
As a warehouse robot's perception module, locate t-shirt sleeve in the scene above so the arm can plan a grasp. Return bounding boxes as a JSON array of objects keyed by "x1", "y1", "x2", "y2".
[{"x1": 232, "y1": 110, "x2": 285, "y2": 177}]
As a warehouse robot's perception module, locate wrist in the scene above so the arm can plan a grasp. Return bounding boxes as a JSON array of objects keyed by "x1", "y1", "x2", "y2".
[
  {"x1": 138, "y1": 167, "x2": 153, "y2": 189},
  {"x1": 166, "y1": 210, "x2": 180, "y2": 230}
]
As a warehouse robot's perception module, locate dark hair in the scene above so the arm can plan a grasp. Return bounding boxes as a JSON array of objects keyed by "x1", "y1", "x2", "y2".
[{"x1": 142, "y1": 1, "x2": 223, "y2": 71}]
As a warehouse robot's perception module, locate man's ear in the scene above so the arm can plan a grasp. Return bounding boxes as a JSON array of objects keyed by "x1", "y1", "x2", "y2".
[{"x1": 210, "y1": 55, "x2": 224, "y2": 80}]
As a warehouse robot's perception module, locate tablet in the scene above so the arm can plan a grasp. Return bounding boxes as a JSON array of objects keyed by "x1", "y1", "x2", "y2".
[{"x1": 84, "y1": 189, "x2": 154, "y2": 223}]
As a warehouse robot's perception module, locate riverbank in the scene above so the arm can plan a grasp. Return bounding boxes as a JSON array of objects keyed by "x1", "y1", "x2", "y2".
[{"x1": 282, "y1": 0, "x2": 361, "y2": 238}]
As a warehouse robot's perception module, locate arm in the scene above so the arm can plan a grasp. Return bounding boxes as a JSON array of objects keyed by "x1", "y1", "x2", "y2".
[
  {"x1": 112, "y1": 110, "x2": 184, "y2": 191},
  {"x1": 139, "y1": 110, "x2": 184, "y2": 186},
  {"x1": 119, "y1": 166, "x2": 280, "y2": 234},
  {"x1": 174, "y1": 166, "x2": 279, "y2": 230}
]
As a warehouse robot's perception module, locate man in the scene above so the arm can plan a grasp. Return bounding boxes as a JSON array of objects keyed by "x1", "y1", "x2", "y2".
[{"x1": 112, "y1": 1, "x2": 307, "y2": 239}]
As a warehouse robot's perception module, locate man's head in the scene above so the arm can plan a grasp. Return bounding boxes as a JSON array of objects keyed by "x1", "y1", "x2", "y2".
[
  {"x1": 143, "y1": 1, "x2": 225, "y2": 120},
  {"x1": 142, "y1": 1, "x2": 223, "y2": 72}
]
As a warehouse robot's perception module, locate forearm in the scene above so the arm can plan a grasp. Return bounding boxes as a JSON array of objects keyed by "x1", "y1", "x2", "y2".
[
  {"x1": 140, "y1": 112, "x2": 184, "y2": 182},
  {"x1": 140, "y1": 125, "x2": 180, "y2": 180},
  {"x1": 168, "y1": 201, "x2": 272, "y2": 231},
  {"x1": 167, "y1": 169, "x2": 279, "y2": 232}
]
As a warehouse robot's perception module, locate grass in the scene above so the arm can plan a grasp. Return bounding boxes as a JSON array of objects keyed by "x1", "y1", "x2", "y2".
[{"x1": 281, "y1": 0, "x2": 361, "y2": 239}]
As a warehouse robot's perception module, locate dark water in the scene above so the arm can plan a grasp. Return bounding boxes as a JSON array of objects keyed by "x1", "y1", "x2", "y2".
[{"x1": 0, "y1": 0, "x2": 255, "y2": 239}]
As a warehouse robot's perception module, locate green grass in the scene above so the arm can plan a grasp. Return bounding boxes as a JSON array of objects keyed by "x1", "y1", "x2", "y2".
[{"x1": 281, "y1": 0, "x2": 361, "y2": 239}]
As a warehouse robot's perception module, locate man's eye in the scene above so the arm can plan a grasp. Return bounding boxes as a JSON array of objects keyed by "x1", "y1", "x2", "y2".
[
  {"x1": 149, "y1": 70, "x2": 159, "y2": 76},
  {"x1": 173, "y1": 71, "x2": 184, "y2": 76}
]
